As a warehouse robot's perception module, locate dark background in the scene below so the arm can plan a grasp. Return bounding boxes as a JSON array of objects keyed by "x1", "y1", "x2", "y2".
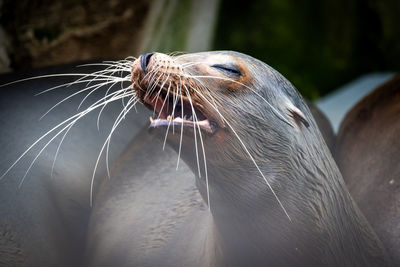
[
  {"x1": 214, "y1": 0, "x2": 399, "y2": 99},
  {"x1": 1, "y1": 0, "x2": 399, "y2": 99}
]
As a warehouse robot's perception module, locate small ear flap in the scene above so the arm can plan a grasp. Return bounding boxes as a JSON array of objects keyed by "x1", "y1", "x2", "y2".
[{"x1": 289, "y1": 106, "x2": 310, "y2": 128}]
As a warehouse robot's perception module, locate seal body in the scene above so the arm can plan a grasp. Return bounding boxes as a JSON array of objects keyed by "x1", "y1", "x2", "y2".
[
  {"x1": 335, "y1": 74, "x2": 400, "y2": 264},
  {"x1": 86, "y1": 51, "x2": 390, "y2": 266}
]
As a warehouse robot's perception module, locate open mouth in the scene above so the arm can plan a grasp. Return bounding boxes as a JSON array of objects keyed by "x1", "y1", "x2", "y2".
[{"x1": 141, "y1": 88, "x2": 216, "y2": 134}]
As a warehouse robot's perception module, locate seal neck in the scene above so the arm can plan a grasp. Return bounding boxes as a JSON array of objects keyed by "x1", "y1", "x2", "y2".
[{"x1": 195, "y1": 143, "x2": 389, "y2": 266}]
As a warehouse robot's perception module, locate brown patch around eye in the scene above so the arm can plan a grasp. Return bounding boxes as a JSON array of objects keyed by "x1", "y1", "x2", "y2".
[{"x1": 227, "y1": 56, "x2": 252, "y2": 92}]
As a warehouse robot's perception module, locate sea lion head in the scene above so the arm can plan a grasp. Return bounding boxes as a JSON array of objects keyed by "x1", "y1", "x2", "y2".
[
  {"x1": 131, "y1": 52, "x2": 336, "y2": 219},
  {"x1": 130, "y1": 51, "x2": 318, "y2": 175}
]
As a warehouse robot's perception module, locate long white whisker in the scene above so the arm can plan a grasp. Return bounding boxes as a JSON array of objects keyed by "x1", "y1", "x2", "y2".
[
  {"x1": 27, "y1": 91, "x2": 135, "y2": 186},
  {"x1": 145, "y1": 67, "x2": 164, "y2": 96},
  {"x1": 168, "y1": 51, "x2": 186, "y2": 57},
  {"x1": 77, "y1": 80, "x2": 123, "y2": 111},
  {"x1": 156, "y1": 81, "x2": 172, "y2": 121},
  {"x1": 39, "y1": 79, "x2": 126, "y2": 120},
  {"x1": 104, "y1": 96, "x2": 139, "y2": 179},
  {"x1": 53, "y1": 84, "x2": 130, "y2": 176},
  {"x1": 180, "y1": 72, "x2": 222, "y2": 122},
  {"x1": 183, "y1": 86, "x2": 201, "y2": 178},
  {"x1": 50, "y1": 120, "x2": 75, "y2": 178},
  {"x1": 146, "y1": 72, "x2": 166, "y2": 117},
  {"x1": 162, "y1": 86, "x2": 180, "y2": 149},
  {"x1": 153, "y1": 73, "x2": 170, "y2": 118},
  {"x1": 0, "y1": 89, "x2": 133, "y2": 182},
  {"x1": 176, "y1": 80, "x2": 184, "y2": 170},
  {"x1": 35, "y1": 78, "x2": 111, "y2": 96},
  {"x1": 77, "y1": 63, "x2": 133, "y2": 71},
  {"x1": 97, "y1": 84, "x2": 133, "y2": 129},
  {"x1": 189, "y1": 95, "x2": 210, "y2": 209},
  {"x1": 17, "y1": 91, "x2": 134, "y2": 187},
  {"x1": 142, "y1": 64, "x2": 163, "y2": 84},
  {"x1": 89, "y1": 96, "x2": 137, "y2": 205},
  {"x1": 188, "y1": 74, "x2": 292, "y2": 127},
  {"x1": 0, "y1": 73, "x2": 128, "y2": 89},
  {"x1": 186, "y1": 83, "x2": 290, "y2": 220}
]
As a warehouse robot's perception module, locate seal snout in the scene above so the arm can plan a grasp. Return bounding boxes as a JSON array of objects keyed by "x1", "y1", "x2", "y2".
[
  {"x1": 130, "y1": 52, "x2": 223, "y2": 135},
  {"x1": 140, "y1": 52, "x2": 155, "y2": 73}
]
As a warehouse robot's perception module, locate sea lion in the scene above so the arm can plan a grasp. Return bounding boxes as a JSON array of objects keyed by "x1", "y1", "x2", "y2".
[
  {"x1": 85, "y1": 51, "x2": 391, "y2": 266},
  {"x1": 0, "y1": 64, "x2": 150, "y2": 266},
  {"x1": 335, "y1": 74, "x2": 400, "y2": 264},
  {"x1": 0, "y1": 58, "x2": 333, "y2": 266}
]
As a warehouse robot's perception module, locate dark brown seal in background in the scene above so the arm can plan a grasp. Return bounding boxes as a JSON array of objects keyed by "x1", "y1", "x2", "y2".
[{"x1": 335, "y1": 74, "x2": 400, "y2": 264}]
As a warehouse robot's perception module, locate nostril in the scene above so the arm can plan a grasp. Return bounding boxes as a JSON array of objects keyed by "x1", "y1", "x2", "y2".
[{"x1": 140, "y1": 52, "x2": 155, "y2": 73}]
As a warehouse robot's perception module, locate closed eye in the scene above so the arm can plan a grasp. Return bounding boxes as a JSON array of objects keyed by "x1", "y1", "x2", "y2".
[{"x1": 211, "y1": 64, "x2": 242, "y2": 77}]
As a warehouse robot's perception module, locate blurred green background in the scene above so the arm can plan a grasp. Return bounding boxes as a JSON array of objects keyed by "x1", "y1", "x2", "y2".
[{"x1": 214, "y1": 0, "x2": 400, "y2": 99}]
